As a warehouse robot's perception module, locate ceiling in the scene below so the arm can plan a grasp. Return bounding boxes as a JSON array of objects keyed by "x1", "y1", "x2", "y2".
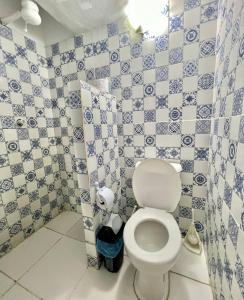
[{"x1": 35, "y1": 0, "x2": 129, "y2": 33}]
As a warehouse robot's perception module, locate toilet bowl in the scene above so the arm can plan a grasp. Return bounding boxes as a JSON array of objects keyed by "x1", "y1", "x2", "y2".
[{"x1": 123, "y1": 159, "x2": 182, "y2": 300}]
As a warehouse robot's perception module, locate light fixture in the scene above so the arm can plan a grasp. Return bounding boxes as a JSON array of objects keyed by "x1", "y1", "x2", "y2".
[
  {"x1": 125, "y1": 0, "x2": 168, "y2": 37},
  {"x1": 0, "y1": 0, "x2": 41, "y2": 32}
]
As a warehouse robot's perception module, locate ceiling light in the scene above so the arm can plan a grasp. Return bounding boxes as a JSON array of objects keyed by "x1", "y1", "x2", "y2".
[{"x1": 125, "y1": 0, "x2": 168, "y2": 37}]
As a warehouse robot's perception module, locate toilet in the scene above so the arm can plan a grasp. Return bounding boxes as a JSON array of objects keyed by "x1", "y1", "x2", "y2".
[{"x1": 123, "y1": 159, "x2": 182, "y2": 300}]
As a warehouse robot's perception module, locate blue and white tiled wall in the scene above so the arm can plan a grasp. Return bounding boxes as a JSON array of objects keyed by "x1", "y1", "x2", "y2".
[
  {"x1": 46, "y1": 0, "x2": 218, "y2": 236},
  {"x1": 66, "y1": 80, "x2": 120, "y2": 268},
  {"x1": 1, "y1": 2, "x2": 243, "y2": 298},
  {"x1": 82, "y1": 81, "x2": 121, "y2": 266},
  {"x1": 205, "y1": 0, "x2": 244, "y2": 299},
  {"x1": 0, "y1": 26, "x2": 64, "y2": 256}
]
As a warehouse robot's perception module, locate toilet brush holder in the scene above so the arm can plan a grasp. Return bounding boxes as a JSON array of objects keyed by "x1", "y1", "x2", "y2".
[{"x1": 183, "y1": 209, "x2": 202, "y2": 255}]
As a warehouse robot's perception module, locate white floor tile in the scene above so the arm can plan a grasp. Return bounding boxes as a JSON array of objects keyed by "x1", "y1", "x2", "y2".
[
  {"x1": 0, "y1": 272, "x2": 14, "y2": 297},
  {"x1": 168, "y1": 273, "x2": 213, "y2": 300},
  {"x1": 45, "y1": 211, "x2": 81, "y2": 235},
  {"x1": 19, "y1": 237, "x2": 87, "y2": 300},
  {"x1": 171, "y1": 245, "x2": 210, "y2": 284},
  {"x1": 66, "y1": 220, "x2": 85, "y2": 242},
  {"x1": 0, "y1": 228, "x2": 61, "y2": 280},
  {"x1": 68, "y1": 258, "x2": 137, "y2": 300},
  {"x1": 1, "y1": 284, "x2": 39, "y2": 300}
]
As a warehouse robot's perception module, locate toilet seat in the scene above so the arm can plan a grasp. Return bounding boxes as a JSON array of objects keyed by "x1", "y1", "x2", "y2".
[{"x1": 124, "y1": 207, "x2": 182, "y2": 273}]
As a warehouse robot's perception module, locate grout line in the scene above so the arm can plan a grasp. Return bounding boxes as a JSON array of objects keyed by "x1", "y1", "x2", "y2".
[
  {"x1": 44, "y1": 226, "x2": 86, "y2": 243},
  {"x1": 16, "y1": 235, "x2": 63, "y2": 282},
  {"x1": 170, "y1": 270, "x2": 211, "y2": 286},
  {"x1": 0, "y1": 270, "x2": 16, "y2": 298},
  {"x1": 14, "y1": 282, "x2": 43, "y2": 300},
  {"x1": 66, "y1": 268, "x2": 89, "y2": 300}
]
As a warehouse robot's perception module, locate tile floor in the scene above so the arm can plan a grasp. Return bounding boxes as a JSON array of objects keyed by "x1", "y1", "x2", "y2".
[{"x1": 0, "y1": 211, "x2": 213, "y2": 300}]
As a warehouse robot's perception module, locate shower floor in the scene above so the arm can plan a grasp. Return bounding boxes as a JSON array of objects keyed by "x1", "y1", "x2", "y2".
[{"x1": 0, "y1": 211, "x2": 213, "y2": 300}]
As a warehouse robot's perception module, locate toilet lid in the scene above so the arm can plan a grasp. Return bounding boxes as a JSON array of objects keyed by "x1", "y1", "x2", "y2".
[{"x1": 132, "y1": 159, "x2": 181, "y2": 212}]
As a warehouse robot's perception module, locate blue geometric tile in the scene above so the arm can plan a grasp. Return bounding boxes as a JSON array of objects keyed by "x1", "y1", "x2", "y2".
[
  {"x1": 156, "y1": 66, "x2": 168, "y2": 81},
  {"x1": 239, "y1": 35, "x2": 244, "y2": 59},
  {"x1": 184, "y1": 0, "x2": 200, "y2": 10},
  {"x1": 234, "y1": 168, "x2": 244, "y2": 199},
  {"x1": 8, "y1": 79, "x2": 21, "y2": 93},
  {"x1": 122, "y1": 87, "x2": 132, "y2": 99},
  {"x1": 183, "y1": 91, "x2": 197, "y2": 106},
  {"x1": 196, "y1": 120, "x2": 211, "y2": 133},
  {"x1": 145, "y1": 135, "x2": 156, "y2": 146},
  {"x1": 144, "y1": 110, "x2": 156, "y2": 122},
  {"x1": 122, "y1": 112, "x2": 133, "y2": 124},
  {"x1": 184, "y1": 26, "x2": 199, "y2": 44},
  {"x1": 134, "y1": 124, "x2": 144, "y2": 135},
  {"x1": 169, "y1": 79, "x2": 183, "y2": 94},
  {"x1": 156, "y1": 95, "x2": 168, "y2": 108},
  {"x1": 120, "y1": 61, "x2": 130, "y2": 74},
  {"x1": 169, "y1": 14, "x2": 184, "y2": 32},
  {"x1": 51, "y1": 43, "x2": 59, "y2": 56},
  {"x1": 193, "y1": 173, "x2": 207, "y2": 186},
  {"x1": 228, "y1": 141, "x2": 237, "y2": 164},
  {"x1": 74, "y1": 35, "x2": 83, "y2": 48},
  {"x1": 134, "y1": 146, "x2": 145, "y2": 158},
  {"x1": 133, "y1": 98, "x2": 144, "y2": 111},
  {"x1": 239, "y1": 116, "x2": 244, "y2": 143},
  {"x1": 201, "y1": 1, "x2": 218, "y2": 23},
  {"x1": 181, "y1": 134, "x2": 195, "y2": 147},
  {"x1": 3, "y1": 51, "x2": 17, "y2": 67},
  {"x1": 77, "y1": 60, "x2": 85, "y2": 71},
  {"x1": 124, "y1": 135, "x2": 134, "y2": 146},
  {"x1": 182, "y1": 184, "x2": 193, "y2": 196},
  {"x1": 131, "y1": 43, "x2": 142, "y2": 58},
  {"x1": 0, "y1": 63, "x2": 7, "y2": 77},
  {"x1": 143, "y1": 54, "x2": 155, "y2": 70},
  {"x1": 155, "y1": 35, "x2": 168, "y2": 52},
  {"x1": 184, "y1": 60, "x2": 198, "y2": 77},
  {"x1": 132, "y1": 72, "x2": 143, "y2": 85},
  {"x1": 169, "y1": 107, "x2": 182, "y2": 121},
  {"x1": 179, "y1": 206, "x2": 192, "y2": 218},
  {"x1": 169, "y1": 47, "x2": 183, "y2": 64},
  {"x1": 110, "y1": 50, "x2": 120, "y2": 63},
  {"x1": 111, "y1": 76, "x2": 121, "y2": 89},
  {"x1": 197, "y1": 104, "x2": 212, "y2": 119},
  {"x1": 195, "y1": 148, "x2": 209, "y2": 160},
  {"x1": 144, "y1": 83, "x2": 155, "y2": 96},
  {"x1": 223, "y1": 182, "x2": 233, "y2": 209},
  {"x1": 192, "y1": 197, "x2": 206, "y2": 210},
  {"x1": 181, "y1": 160, "x2": 194, "y2": 172},
  {"x1": 228, "y1": 215, "x2": 239, "y2": 248},
  {"x1": 156, "y1": 122, "x2": 168, "y2": 135},
  {"x1": 25, "y1": 37, "x2": 36, "y2": 52},
  {"x1": 200, "y1": 39, "x2": 216, "y2": 57},
  {"x1": 0, "y1": 25, "x2": 13, "y2": 40},
  {"x1": 198, "y1": 73, "x2": 214, "y2": 90},
  {"x1": 107, "y1": 22, "x2": 118, "y2": 37},
  {"x1": 169, "y1": 122, "x2": 181, "y2": 134},
  {"x1": 119, "y1": 33, "x2": 130, "y2": 47},
  {"x1": 232, "y1": 88, "x2": 244, "y2": 115}
]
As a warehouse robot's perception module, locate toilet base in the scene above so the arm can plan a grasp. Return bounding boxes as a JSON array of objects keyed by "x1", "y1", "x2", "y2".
[{"x1": 134, "y1": 270, "x2": 169, "y2": 300}]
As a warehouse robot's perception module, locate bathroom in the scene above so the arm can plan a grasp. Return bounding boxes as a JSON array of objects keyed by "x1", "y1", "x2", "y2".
[{"x1": 0, "y1": 0, "x2": 243, "y2": 299}]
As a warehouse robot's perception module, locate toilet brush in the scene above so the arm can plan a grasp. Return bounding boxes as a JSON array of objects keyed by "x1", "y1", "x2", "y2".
[{"x1": 183, "y1": 209, "x2": 202, "y2": 255}]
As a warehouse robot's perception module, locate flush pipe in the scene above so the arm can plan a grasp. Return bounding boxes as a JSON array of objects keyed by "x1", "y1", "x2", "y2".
[{"x1": 0, "y1": 0, "x2": 41, "y2": 32}]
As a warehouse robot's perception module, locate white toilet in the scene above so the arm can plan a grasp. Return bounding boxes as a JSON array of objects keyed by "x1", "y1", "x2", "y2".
[{"x1": 123, "y1": 159, "x2": 182, "y2": 300}]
